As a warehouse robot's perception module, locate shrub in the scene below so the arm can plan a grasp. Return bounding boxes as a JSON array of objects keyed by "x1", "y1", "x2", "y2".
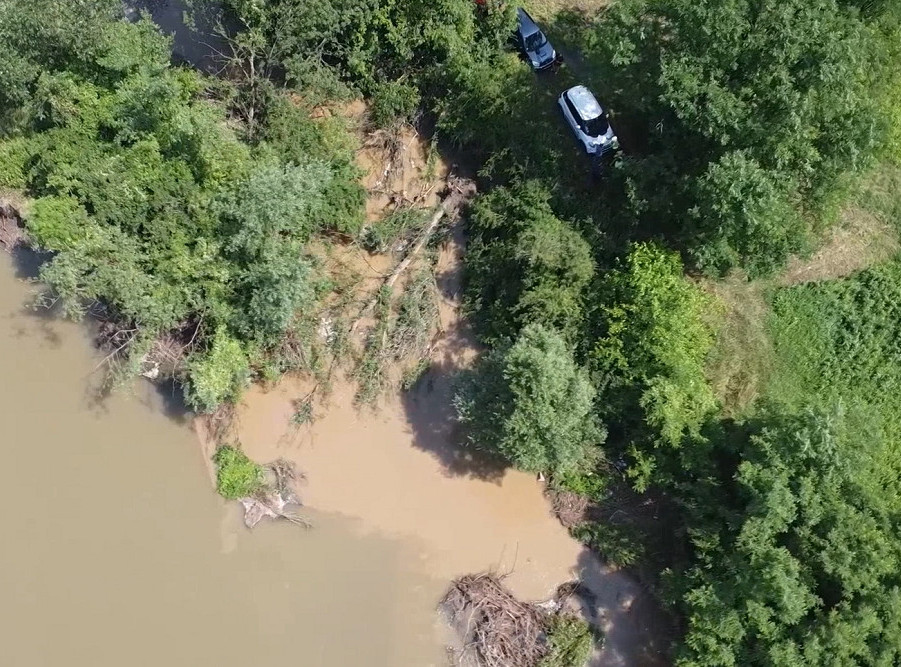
[
  {"x1": 464, "y1": 182, "x2": 595, "y2": 345},
  {"x1": 455, "y1": 323, "x2": 603, "y2": 476},
  {"x1": 369, "y1": 80, "x2": 420, "y2": 128},
  {"x1": 213, "y1": 445, "x2": 264, "y2": 499},
  {"x1": 592, "y1": 243, "x2": 717, "y2": 489},
  {"x1": 186, "y1": 328, "x2": 251, "y2": 413},
  {"x1": 539, "y1": 615, "x2": 594, "y2": 667}
]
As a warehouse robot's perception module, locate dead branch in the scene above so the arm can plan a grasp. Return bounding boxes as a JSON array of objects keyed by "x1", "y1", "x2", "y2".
[
  {"x1": 440, "y1": 574, "x2": 549, "y2": 667},
  {"x1": 352, "y1": 177, "x2": 475, "y2": 334}
]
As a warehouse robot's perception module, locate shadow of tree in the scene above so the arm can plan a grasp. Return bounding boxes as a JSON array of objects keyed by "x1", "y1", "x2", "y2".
[
  {"x1": 574, "y1": 547, "x2": 677, "y2": 667},
  {"x1": 394, "y1": 214, "x2": 511, "y2": 482}
]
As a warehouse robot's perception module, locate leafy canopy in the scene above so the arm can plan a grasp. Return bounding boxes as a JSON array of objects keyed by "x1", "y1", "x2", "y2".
[
  {"x1": 455, "y1": 323, "x2": 603, "y2": 476},
  {"x1": 464, "y1": 181, "x2": 595, "y2": 345},
  {"x1": 592, "y1": 243, "x2": 717, "y2": 488}
]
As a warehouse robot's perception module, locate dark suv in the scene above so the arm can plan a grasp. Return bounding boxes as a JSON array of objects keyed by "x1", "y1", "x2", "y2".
[{"x1": 513, "y1": 8, "x2": 556, "y2": 71}]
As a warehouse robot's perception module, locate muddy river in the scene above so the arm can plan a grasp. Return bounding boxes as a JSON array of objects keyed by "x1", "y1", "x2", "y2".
[{"x1": 0, "y1": 253, "x2": 447, "y2": 666}]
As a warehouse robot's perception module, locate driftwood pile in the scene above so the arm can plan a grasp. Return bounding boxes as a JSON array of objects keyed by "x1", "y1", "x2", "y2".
[
  {"x1": 241, "y1": 459, "x2": 311, "y2": 529},
  {"x1": 441, "y1": 574, "x2": 553, "y2": 667}
]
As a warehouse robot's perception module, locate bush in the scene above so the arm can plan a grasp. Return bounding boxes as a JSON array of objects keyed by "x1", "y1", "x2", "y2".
[
  {"x1": 0, "y1": 136, "x2": 29, "y2": 188},
  {"x1": 591, "y1": 243, "x2": 717, "y2": 489},
  {"x1": 670, "y1": 407, "x2": 901, "y2": 666},
  {"x1": 186, "y1": 329, "x2": 251, "y2": 413},
  {"x1": 213, "y1": 445, "x2": 264, "y2": 499},
  {"x1": 539, "y1": 615, "x2": 594, "y2": 667},
  {"x1": 464, "y1": 182, "x2": 595, "y2": 345},
  {"x1": 455, "y1": 323, "x2": 603, "y2": 476},
  {"x1": 688, "y1": 152, "x2": 807, "y2": 278},
  {"x1": 260, "y1": 96, "x2": 365, "y2": 235},
  {"x1": 359, "y1": 207, "x2": 430, "y2": 253},
  {"x1": 369, "y1": 80, "x2": 420, "y2": 128}
]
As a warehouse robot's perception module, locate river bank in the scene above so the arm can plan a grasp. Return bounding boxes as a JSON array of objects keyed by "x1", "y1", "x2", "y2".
[
  {"x1": 201, "y1": 215, "x2": 670, "y2": 665},
  {"x1": 0, "y1": 251, "x2": 457, "y2": 666}
]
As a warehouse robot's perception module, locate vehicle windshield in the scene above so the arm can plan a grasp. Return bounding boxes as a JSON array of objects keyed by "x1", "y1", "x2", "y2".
[
  {"x1": 524, "y1": 32, "x2": 547, "y2": 51},
  {"x1": 584, "y1": 114, "x2": 609, "y2": 137}
]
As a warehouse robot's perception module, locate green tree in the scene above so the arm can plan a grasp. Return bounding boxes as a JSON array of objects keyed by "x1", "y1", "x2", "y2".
[
  {"x1": 585, "y1": 0, "x2": 891, "y2": 274},
  {"x1": 670, "y1": 407, "x2": 901, "y2": 666},
  {"x1": 218, "y1": 162, "x2": 330, "y2": 344},
  {"x1": 464, "y1": 181, "x2": 595, "y2": 345},
  {"x1": 591, "y1": 243, "x2": 716, "y2": 489},
  {"x1": 455, "y1": 323, "x2": 603, "y2": 476}
]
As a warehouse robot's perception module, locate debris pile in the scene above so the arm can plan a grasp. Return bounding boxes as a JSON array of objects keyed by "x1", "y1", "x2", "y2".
[
  {"x1": 241, "y1": 459, "x2": 311, "y2": 530},
  {"x1": 441, "y1": 574, "x2": 581, "y2": 667},
  {"x1": 0, "y1": 201, "x2": 24, "y2": 252}
]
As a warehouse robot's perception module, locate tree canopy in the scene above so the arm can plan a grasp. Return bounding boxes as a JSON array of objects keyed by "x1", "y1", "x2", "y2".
[
  {"x1": 0, "y1": 0, "x2": 364, "y2": 410},
  {"x1": 455, "y1": 323, "x2": 602, "y2": 476}
]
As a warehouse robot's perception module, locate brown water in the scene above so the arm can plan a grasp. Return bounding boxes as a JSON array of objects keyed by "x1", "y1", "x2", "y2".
[{"x1": 0, "y1": 253, "x2": 448, "y2": 666}]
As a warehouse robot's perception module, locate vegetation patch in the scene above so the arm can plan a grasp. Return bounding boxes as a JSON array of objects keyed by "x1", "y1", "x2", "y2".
[
  {"x1": 213, "y1": 445, "x2": 265, "y2": 500},
  {"x1": 768, "y1": 259, "x2": 901, "y2": 447}
]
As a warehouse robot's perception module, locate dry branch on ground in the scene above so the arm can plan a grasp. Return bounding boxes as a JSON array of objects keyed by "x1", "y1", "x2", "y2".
[{"x1": 442, "y1": 573, "x2": 549, "y2": 667}]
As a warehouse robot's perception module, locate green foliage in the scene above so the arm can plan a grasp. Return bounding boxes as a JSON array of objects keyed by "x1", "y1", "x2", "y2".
[
  {"x1": 573, "y1": 521, "x2": 644, "y2": 569},
  {"x1": 216, "y1": 0, "x2": 514, "y2": 111},
  {"x1": 539, "y1": 615, "x2": 594, "y2": 667},
  {"x1": 689, "y1": 152, "x2": 807, "y2": 278},
  {"x1": 455, "y1": 323, "x2": 602, "y2": 476},
  {"x1": 355, "y1": 265, "x2": 438, "y2": 404},
  {"x1": 670, "y1": 407, "x2": 901, "y2": 667},
  {"x1": 0, "y1": 2, "x2": 365, "y2": 410},
  {"x1": 369, "y1": 80, "x2": 420, "y2": 128},
  {"x1": 0, "y1": 136, "x2": 29, "y2": 188},
  {"x1": 768, "y1": 259, "x2": 901, "y2": 449},
  {"x1": 464, "y1": 182, "x2": 595, "y2": 345},
  {"x1": 359, "y1": 207, "x2": 430, "y2": 253},
  {"x1": 584, "y1": 0, "x2": 892, "y2": 275},
  {"x1": 213, "y1": 445, "x2": 265, "y2": 499},
  {"x1": 555, "y1": 471, "x2": 608, "y2": 502},
  {"x1": 186, "y1": 328, "x2": 251, "y2": 413},
  {"x1": 592, "y1": 243, "x2": 716, "y2": 488},
  {"x1": 218, "y1": 162, "x2": 327, "y2": 344},
  {"x1": 260, "y1": 96, "x2": 365, "y2": 235}
]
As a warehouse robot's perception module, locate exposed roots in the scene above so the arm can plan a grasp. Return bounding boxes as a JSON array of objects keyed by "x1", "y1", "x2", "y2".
[{"x1": 441, "y1": 574, "x2": 551, "y2": 667}]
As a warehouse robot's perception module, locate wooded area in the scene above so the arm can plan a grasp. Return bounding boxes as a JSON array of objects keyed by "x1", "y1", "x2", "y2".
[{"x1": 2, "y1": 0, "x2": 901, "y2": 664}]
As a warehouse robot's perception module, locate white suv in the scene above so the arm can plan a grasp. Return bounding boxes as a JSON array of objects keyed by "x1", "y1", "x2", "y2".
[{"x1": 558, "y1": 85, "x2": 618, "y2": 156}]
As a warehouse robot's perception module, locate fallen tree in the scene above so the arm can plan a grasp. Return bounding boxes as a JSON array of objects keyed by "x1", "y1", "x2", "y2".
[{"x1": 353, "y1": 174, "x2": 476, "y2": 333}]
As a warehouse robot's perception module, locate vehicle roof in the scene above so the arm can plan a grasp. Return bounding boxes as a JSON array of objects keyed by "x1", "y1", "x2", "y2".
[
  {"x1": 566, "y1": 85, "x2": 603, "y2": 120},
  {"x1": 516, "y1": 8, "x2": 541, "y2": 36}
]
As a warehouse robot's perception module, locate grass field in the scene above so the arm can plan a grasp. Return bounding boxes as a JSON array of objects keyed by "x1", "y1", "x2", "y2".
[{"x1": 704, "y1": 163, "x2": 901, "y2": 416}]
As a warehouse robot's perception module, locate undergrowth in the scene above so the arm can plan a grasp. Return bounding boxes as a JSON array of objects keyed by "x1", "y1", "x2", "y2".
[
  {"x1": 359, "y1": 207, "x2": 431, "y2": 254},
  {"x1": 355, "y1": 262, "x2": 438, "y2": 404},
  {"x1": 539, "y1": 615, "x2": 595, "y2": 667},
  {"x1": 768, "y1": 258, "x2": 901, "y2": 452}
]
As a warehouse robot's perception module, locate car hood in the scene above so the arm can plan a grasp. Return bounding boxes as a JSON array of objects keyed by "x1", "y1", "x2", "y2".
[{"x1": 527, "y1": 41, "x2": 555, "y2": 66}]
